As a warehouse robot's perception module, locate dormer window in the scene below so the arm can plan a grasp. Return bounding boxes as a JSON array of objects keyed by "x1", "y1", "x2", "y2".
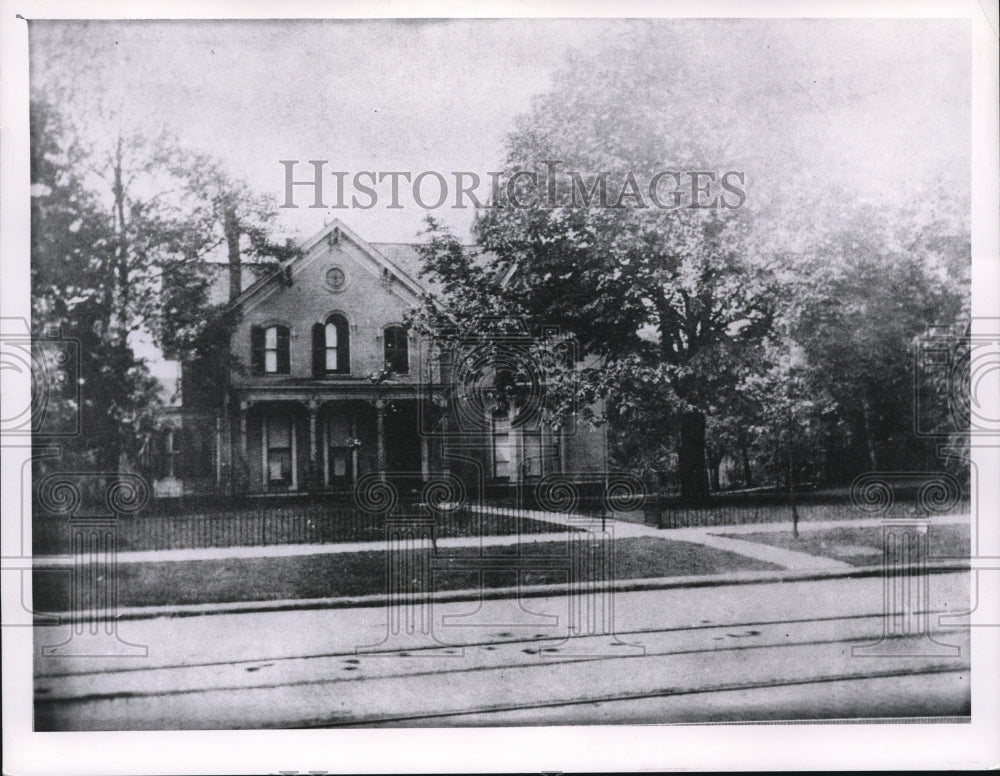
[
  {"x1": 384, "y1": 324, "x2": 409, "y2": 374},
  {"x1": 251, "y1": 325, "x2": 290, "y2": 375},
  {"x1": 313, "y1": 314, "x2": 350, "y2": 376}
]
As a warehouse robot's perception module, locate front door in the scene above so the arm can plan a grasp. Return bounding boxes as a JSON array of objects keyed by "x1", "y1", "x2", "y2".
[
  {"x1": 325, "y1": 411, "x2": 355, "y2": 491},
  {"x1": 327, "y1": 446, "x2": 354, "y2": 490},
  {"x1": 385, "y1": 402, "x2": 422, "y2": 494}
]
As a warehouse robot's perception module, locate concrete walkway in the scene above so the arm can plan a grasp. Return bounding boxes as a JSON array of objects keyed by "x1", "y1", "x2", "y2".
[
  {"x1": 33, "y1": 509, "x2": 970, "y2": 572},
  {"x1": 474, "y1": 505, "x2": 969, "y2": 571}
]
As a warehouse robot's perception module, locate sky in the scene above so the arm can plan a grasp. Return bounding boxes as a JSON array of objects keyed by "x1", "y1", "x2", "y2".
[{"x1": 29, "y1": 17, "x2": 970, "y2": 245}]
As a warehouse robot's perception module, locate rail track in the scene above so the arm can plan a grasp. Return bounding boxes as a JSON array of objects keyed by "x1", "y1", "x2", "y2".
[{"x1": 35, "y1": 574, "x2": 972, "y2": 729}]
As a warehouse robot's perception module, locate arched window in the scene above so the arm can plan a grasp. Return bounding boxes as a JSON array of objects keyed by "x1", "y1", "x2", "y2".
[
  {"x1": 324, "y1": 321, "x2": 338, "y2": 370},
  {"x1": 384, "y1": 324, "x2": 409, "y2": 374},
  {"x1": 251, "y1": 325, "x2": 290, "y2": 375},
  {"x1": 313, "y1": 314, "x2": 350, "y2": 376}
]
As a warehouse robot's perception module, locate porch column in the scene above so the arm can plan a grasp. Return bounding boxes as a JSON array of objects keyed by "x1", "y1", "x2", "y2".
[
  {"x1": 239, "y1": 400, "x2": 249, "y2": 456},
  {"x1": 307, "y1": 397, "x2": 319, "y2": 492},
  {"x1": 375, "y1": 398, "x2": 386, "y2": 481},
  {"x1": 238, "y1": 398, "x2": 249, "y2": 494}
]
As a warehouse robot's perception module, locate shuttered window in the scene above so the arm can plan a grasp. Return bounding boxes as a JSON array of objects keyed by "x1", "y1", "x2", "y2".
[
  {"x1": 312, "y1": 315, "x2": 350, "y2": 376},
  {"x1": 251, "y1": 325, "x2": 290, "y2": 375}
]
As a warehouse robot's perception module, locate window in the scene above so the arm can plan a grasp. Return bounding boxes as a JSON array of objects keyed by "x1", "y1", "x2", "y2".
[
  {"x1": 523, "y1": 430, "x2": 543, "y2": 478},
  {"x1": 324, "y1": 322, "x2": 338, "y2": 370},
  {"x1": 384, "y1": 324, "x2": 409, "y2": 374},
  {"x1": 265, "y1": 327, "x2": 279, "y2": 372},
  {"x1": 265, "y1": 415, "x2": 294, "y2": 488},
  {"x1": 251, "y1": 325, "x2": 290, "y2": 375},
  {"x1": 492, "y1": 412, "x2": 511, "y2": 479},
  {"x1": 324, "y1": 266, "x2": 346, "y2": 292},
  {"x1": 313, "y1": 315, "x2": 350, "y2": 376},
  {"x1": 155, "y1": 428, "x2": 179, "y2": 479}
]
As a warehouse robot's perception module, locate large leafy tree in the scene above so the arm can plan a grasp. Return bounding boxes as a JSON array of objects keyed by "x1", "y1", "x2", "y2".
[
  {"x1": 416, "y1": 38, "x2": 777, "y2": 498},
  {"x1": 31, "y1": 99, "x2": 166, "y2": 469},
  {"x1": 30, "y1": 98, "x2": 291, "y2": 470},
  {"x1": 787, "y1": 201, "x2": 967, "y2": 475}
]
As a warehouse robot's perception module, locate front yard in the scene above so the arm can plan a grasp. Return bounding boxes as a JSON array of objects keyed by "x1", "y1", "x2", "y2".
[
  {"x1": 33, "y1": 536, "x2": 781, "y2": 610},
  {"x1": 33, "y1": 504, "x2": 571, "y2": 554},
  {"x1": 720, "y1": 522, "x2": 971, "y2": 567}
]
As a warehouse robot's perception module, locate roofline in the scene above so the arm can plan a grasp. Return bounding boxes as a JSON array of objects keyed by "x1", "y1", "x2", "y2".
[{"x1": 224, "y1": 218, "x2": 428, "y2": 314}]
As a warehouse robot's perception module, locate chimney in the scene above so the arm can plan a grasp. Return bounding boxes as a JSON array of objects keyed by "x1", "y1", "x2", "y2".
[{"x1": 224, "y1": 205, "x2": 242, "y2": 301}]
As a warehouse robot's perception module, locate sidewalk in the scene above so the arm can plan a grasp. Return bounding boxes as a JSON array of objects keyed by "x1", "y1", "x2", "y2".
[
  {"x1": 31, "y1": 511, "x2": 971, "y2": 620},
  {"x1": 33, "y1": 509, "x2": 970, "y2": 571}
]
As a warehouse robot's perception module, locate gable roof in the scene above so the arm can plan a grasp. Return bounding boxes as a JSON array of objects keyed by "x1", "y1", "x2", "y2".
[
  {"x1": 201, "y1": 262, "x2": 275, "y2": 306},
  {"x1": 224, "y1": 218, "x2": 505, "y2": 314},
  {"x1": 368, "y1": 241, "x2": 503, "y2": 297}
]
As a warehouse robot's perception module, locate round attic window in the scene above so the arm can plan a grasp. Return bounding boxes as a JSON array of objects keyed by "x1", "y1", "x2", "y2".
[{"x1": 324, "y1": 266, "x2": 347, "y2": 292}]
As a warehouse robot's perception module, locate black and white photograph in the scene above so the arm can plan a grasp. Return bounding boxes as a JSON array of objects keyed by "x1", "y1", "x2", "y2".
[{"x1": 2, "y1": 0, "x2": 998, "y2": 772}]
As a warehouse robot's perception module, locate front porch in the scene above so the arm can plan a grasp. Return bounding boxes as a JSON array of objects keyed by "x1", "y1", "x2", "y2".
[{"x1": 225, "y1": 388, "x2": 439, "y2": 496}]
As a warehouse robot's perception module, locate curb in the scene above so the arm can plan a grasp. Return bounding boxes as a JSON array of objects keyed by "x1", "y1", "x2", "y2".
[{"x1": 35, "y1": 560, "x2": 972, "y2": 623}]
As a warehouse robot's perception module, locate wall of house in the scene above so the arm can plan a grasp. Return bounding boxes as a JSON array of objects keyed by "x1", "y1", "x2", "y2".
[
  {"x1": 164, "y1": 225, "x2": 610, "y2": 500},
  {"x1": 230, "y1": 235, "x2": 428, "y2": 384}
]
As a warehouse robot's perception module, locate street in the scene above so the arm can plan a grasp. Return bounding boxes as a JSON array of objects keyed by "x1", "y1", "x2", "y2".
[{"x1": 34, "y1": 570, "x2": 971, "y2": 729}]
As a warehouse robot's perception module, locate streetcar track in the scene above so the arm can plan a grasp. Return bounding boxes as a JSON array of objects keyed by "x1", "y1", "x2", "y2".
[
  {"x1": 304, "y1": 665, "x2": 971, "y2": 728},
  {"x1": 35, "y1": 622, "x2": 969, "y2": 706},
  {"x1": 35, "y1": 608, "x2": 952, "y2": 680}
]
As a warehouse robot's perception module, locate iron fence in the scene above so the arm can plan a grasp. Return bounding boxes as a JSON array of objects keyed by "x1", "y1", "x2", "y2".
[
  {"x1": 32, "y1": 500, "x2": 569, "y2": 555},
  {"x1": 32, "y1": 487, "x2": 971, "y2": 555}
]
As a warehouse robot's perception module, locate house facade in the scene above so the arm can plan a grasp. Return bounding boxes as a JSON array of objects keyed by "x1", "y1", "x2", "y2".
[{"x1": 151, "y1": 219, "x2": 608, "y2": 500}]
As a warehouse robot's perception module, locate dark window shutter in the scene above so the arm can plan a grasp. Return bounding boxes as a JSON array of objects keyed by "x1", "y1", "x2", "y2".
[
  {"x1": 312, "y1": 322, "x2": 325, "y2": 377},
  {"x1": 250, "y1": 326, "x2": 265, "y2": 375},
  {"x1": 276, "y1": 326, "x2": 290, "y2": 374},
  {"x1": 336, "y1": 318, "x2": 350, "y2": 374},
  {"x1": 385, "y1": 326, "x2": 408, "y2": 373},
  {"x1": 383, "y1": 328, "x2": 393, "y2": 370}
]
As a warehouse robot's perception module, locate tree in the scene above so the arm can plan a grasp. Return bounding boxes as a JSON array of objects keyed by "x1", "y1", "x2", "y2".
[
  {"x1": 31, "y1": 98, "x2": 166, "y2": 470},
  {"x1": 30, "y1": 97, "x2": 292, "y2": 470},
  {"x1": 411, "y1": 32, "x2": 968, "y2": 497},
  {"x1": 783, "y1": 200, "x2": 967, "y2": 476},
  {"x1": 430, "y1": 37, "x2": 776, "y2": 498},
  {"x1": 163, "y1": 154, "x2": 301, "y2": 408}
]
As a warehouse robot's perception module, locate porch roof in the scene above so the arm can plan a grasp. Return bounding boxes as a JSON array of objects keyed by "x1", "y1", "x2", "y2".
[{"x1": 232, "y1": 380, "x2": 442, "y2": 405}]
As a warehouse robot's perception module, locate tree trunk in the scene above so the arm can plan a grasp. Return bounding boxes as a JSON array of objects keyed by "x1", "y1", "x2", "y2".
[
  {"x1": 678, "y1": 409, "x2": 710, "y2": 499},
  {"x1": 860, "y1": 396, "x2": 879, "y2": 471},
  {"x1": 707, "y1": 448, "x2": 723, "y2": 492},
  {"x1": 740, "y1": 441, "x2": 754, "y2": 488},
  {"x1": 112, "y1": 141, "x2": 130, "y2": 344}
]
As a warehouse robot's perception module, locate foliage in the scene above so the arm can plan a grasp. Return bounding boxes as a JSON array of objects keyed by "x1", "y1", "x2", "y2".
[
  {"x1": 408, "y1": 35, "x2": 969, "y2": 496},
  {"x1": 412, "y1": 36, "x2": 780, "y2": 497},
  {"x1": 30, "y1": 97, "x2": 293, "y2": 470}
]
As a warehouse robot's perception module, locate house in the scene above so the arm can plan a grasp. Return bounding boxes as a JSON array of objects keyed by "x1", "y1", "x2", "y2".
[{"x1": 149, "y1": 219, "x2": 608, "y2": 500}]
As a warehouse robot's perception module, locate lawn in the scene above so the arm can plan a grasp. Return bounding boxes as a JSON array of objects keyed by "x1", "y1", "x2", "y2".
[
  {"x1": 721, "y1": 522, "x2": 971, "y2": 568},
  {"x1": 33, "y1": 536, "x2": 780, "y2": 611},
  {"x1": 33, "y1": 507, "x2": 572, "y2": 554},
  {"x1": 650, "y1": 500, "x2": 970, "y2": 529}
]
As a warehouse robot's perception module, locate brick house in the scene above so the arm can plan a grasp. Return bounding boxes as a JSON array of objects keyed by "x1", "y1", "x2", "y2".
[{"x1": 150, "y1": 219, "x2": 608, "y2": 500}]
